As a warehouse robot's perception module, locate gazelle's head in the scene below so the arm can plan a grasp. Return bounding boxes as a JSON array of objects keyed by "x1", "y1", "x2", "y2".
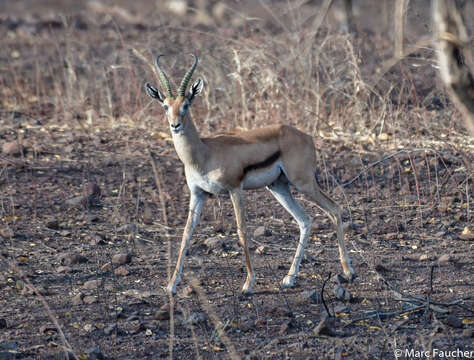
[{"x1": 145, "y1": 53, "x2": 204, "y2": 134}]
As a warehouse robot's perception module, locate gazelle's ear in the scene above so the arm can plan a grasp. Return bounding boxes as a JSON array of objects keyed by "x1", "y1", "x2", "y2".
[
  {"x1": 187, "y1": 78, "x2": 204, "y2": 103},
  {"x1": 145, "y1": 82, "x2": 166, "y2": 103}
]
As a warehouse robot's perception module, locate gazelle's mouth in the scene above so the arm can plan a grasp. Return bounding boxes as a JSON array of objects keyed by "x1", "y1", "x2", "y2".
[{"x1": 170, "y1": 123, "x2": 183, "y2": 133}]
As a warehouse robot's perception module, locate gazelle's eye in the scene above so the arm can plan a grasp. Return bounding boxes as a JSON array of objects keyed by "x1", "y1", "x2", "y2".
[
  {"x1": 163, "y1": 104, "x2": 169, "y2": 111},
  {"x1": 181, "y1": 103, "x2": 188, "y2": 113}
]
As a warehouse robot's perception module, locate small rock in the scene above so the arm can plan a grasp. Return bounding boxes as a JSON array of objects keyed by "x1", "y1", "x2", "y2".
[
  {"x1": 117, "y1": 223, "x2": 137, "y2": 234},
  {"x1": 83, "y1": 324, "x2": 94, "y2": 332},
  {"x1": 45, "y1": 217, "x2": 60, "y2": 230},
  {"x1": 112, "y1": 253, "x2": 132, "y2": 265},
  {"x1": 459, "y1": 227, "x2": 474, "y2": 241},
  {"x1": 180, "y1": 285, "x2": 195, "y2": 297},
  {"x1": 15, "y1": 280, "x2": 25, "y2": 291},
  {"x1": 89, "y1": 234, "x2": 105, "y2": 245},
  {"x1": 142, "y1": 206, "x2": 154, "y2": 225},
  {"x1": 419, "y1": 254, "x2": 429, "y2": 261},
  {"x1": 0, "y1": 318, "x2": 7, "y2": 329},
  {"x1": 333, "y1": 285, "x2": 353, "y2": 302},
  {"x1": 255, "y1": 245, "x2": 268, "y2": 255},
  {"x1": 253, "y1": 226, "x2": 271, "y2": 238},
  {"x1": 100, "y1": 262, "x2": 113, "y2": 271},
  {"x1": 298, "y1": 289, "x2": 321, "y2": 303},
  {"x1": 462, "y1": 328, "x2": 473, "y2": 338},
  {"x1": 83, "y1": 296, "x2": 97, "y2": 304},
  {"x1": 204, "y1": 236, "x2": 223, "y2": 250},
  {"x1": 61, "y1": 253, "x2": 88, "y2": 265},
  {"x1": 313, "y1": 315, "x2": 336, "y2": 336},
  {"x1": 72, "y1": 293, "x2": 84, "y2": 305},
  {"x1": 438, "y1": 254, "x2": 452, "y2": 264},
  {"x1": 114, "y1": 266, "x2": 129, "y2": 276},
  {"x1": 56, "y1": 266, "x2": 72, "y2": 274},
  {"x1": 154, "y1": 309, "x2": 170, "y2": 321},
  {"x1": 0, "y1": 227, "x2": 14, "y2": 238},
  {"x1": 2, "y1": 141, "x2": 21, "y2": 156},
  {"x1": 83, "y1": 279, "x2": 102, "y2": 290},
  {"x1": 103, "y1": 324, "x2": 116, "y2": 335}
]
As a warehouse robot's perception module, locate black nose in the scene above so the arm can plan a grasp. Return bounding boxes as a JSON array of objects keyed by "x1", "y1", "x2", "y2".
[{"x1": 171, "y1": 123, "x2": 181, "y2": 130}]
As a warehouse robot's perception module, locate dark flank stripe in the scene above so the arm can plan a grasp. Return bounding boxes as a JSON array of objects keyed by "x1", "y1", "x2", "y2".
[{"x1": 243, "y1": 150, "x2": 281, "y2": 175}]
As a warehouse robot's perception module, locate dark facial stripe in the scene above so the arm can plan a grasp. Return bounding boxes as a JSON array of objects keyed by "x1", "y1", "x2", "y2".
[{"x1": 243, "y1": 150, "x2": 281, "y2": 175}]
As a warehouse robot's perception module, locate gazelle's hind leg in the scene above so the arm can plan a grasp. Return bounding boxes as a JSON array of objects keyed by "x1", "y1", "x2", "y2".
[
  {"x1": 296, "y1": 178, "x2": 356, "y2": 281},
  {"x1": 267, "y1": 179, "x2": 312, "y2": 288}
]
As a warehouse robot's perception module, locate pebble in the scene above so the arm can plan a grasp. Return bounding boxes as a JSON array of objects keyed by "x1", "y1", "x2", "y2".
[
  {"x1": 61, "y1": 253, "x2": 88, "y2": 265},
  {"x1": 45, "y1": 217, "x2": 60, "y2": 230},
  {"x1": 419, "y1": 254, "x2": 429, "y2": 261},
  {"x1": 100, "y1": 262, "x2": 113, "y2": 271},
  {"x1": 298, "y1": 289, "x2": 321, "y2": 303},
  {"x1": 114, "y1": 266, "x2": 129, "y2": 276},
  {"x1": 89, "y1": 234, "x2": 105, "y2": 245},
  {"x1": 83, "y1": 296, "x2": 97, "y2": 304},
  {"x1": 204, "y1": 236, "x2": 223, "y2": 250},
  {"x1": 83, "y1": 279, "x2": 102, "y2": 290},
  {"x1": 56, "y1": 266, "x2": 72, "y2": 274},
  {"x1": 255, "y1": 245, "x2": 268, "y2": 255},
  {"x1": 112, "y1": 253, "x2": 132, "y2": 265},
  {"x1": 72, "y1": 293, "x2": 83, "y2": 305},
  {"x1": 438, "y1": 254, "x2": 452, "y2": 264},
  {"x1": 1, "y1": 141, "x2": 21, "y2": 156},
  {"x1": 253, "y1": 226, "x2": 271, "y2": 238},
  {"x1": 103, "y1": 324, "x2": 116, "y2": 335},
  {"x1": 313, "y1": 315, "x2": 335, "y2": 336}
]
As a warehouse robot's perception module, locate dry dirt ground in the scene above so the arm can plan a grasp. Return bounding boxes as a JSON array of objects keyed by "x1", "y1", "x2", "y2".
[{"x1": 0, "y1": 1, "x2": 473, "y2": 359}]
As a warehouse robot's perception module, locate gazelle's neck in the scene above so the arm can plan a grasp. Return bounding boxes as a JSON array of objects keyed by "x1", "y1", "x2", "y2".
[{"x1": 171, "y1": 114, "x2": 208, "y2": 169}]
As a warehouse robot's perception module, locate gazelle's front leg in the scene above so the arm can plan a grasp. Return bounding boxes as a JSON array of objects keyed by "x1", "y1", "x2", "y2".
[
  {"x1": 167, "y1": 189, "x2": 205, "y2": 294},
  {"x1": 229, "y1": 189, "x2": 255, "y2": 295}
]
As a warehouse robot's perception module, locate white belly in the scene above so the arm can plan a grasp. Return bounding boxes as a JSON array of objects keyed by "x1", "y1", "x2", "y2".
[
  {"x1": 242, "y1": 161, "x2": 282, "y2": 190},
  {"x1": 185, "y1": 162, "x2": 283, "y2": 194},
  {"x1": 185, "y1": 167, "x2": 228, "y2": 194}
]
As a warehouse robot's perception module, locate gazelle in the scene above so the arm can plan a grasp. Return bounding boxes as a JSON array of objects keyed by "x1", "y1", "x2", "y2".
[{"x1": 145, "y1": 54, "x2": 355, "y2": 295}]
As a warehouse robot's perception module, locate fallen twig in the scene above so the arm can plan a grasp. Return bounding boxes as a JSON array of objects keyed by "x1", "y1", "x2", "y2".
[{"x1": 342, "y1": 148, "x2": 462, "y2": 187}]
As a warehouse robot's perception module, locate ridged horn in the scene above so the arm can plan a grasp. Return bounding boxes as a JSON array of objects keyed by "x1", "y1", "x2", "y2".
[
  {"x1": 178, "y1": 53, "x2": 198, "y2": 97},
  {"x1": 155, "y1": 55, "x2": 173, "y2": 98}
]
